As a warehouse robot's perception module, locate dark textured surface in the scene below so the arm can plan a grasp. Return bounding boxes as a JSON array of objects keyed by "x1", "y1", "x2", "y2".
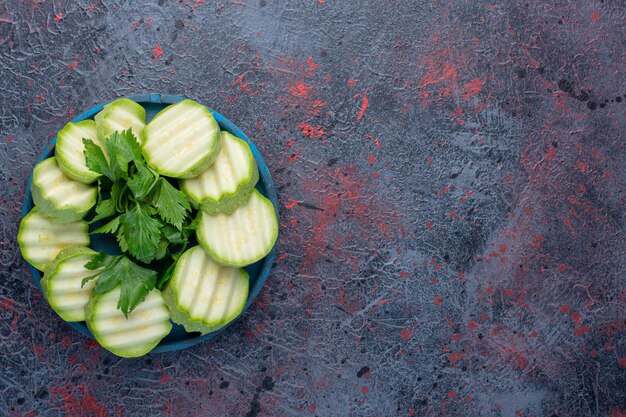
[{"x1": 0, "y1": 1, "x2": 624, "y2": 416}]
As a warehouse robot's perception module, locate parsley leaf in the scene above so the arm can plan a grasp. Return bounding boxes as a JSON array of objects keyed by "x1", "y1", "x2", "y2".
[
  {"x1": 127, "y1": 160, "x2": 158, "y2": 200},
  {"x1": 151, "y1": 178, "x2": 191, "y2": 229},
  {"x1": 87, "y1": 255, "x2": 157, "y2": 316},
  {"x1": 89, "y1": 198, "x2": 117, "y2": 224},
  {"x1": 119, "y1": 204, "x2": 161, "y2": 263},
  {"x1": 91, "y1": 215, "x2": 121, "y2": 234},
  {"x1": 83, "y1": 139, "x2": 113, "y2": 180},
  {"x1": 102, "y1": 130, "x2": 140, "y2": 180}
]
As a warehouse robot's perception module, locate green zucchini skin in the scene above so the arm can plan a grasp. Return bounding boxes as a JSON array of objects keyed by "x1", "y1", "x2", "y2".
[
  {"x1": 94, "y1": 98, "x2": 146, "y2": 143},
  {"x1": 31, "y1": 157, "x2": 97, "y2": 223},
  {"x1": 85, "y1": 288, "x2": 172, "y2": 358},
  {"x1": 41, "y1": 247, "x2": 100, "y2": 322},
  {"x1": 141, "y1": 100, "x2": 222, "y2": 179},
  {"x1": 163, "y1": 246, "x2": 249, "y2": 335},
  {"x1": 18, "y1": 207, "x2": 90, "y2": 270},
  {"x1": 181, "y1": 132, "x2": 259, "y2": 215},
  {"x1": 196, "y1": 189, "x2": 278, "y2": 267},
  {"x1": 55, "y1": 120, "x2": 100, "y2": 184}
]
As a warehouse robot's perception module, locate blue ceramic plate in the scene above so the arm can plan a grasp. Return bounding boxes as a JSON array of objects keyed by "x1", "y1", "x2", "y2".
[{"x1": 21, "y1": 94, "x2": 278, "y2": 353}]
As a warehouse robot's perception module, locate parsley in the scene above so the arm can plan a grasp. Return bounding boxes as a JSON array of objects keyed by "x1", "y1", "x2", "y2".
[
  {"x1": 83, "y1": 254, "x2": 157, "y2": 317},
  {"x1": 82, "y1": 129, "x2": 196, "y2": 314}
]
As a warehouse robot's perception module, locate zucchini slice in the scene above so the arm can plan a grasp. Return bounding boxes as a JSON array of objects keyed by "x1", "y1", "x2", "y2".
[
  {"x1": 18, "y1": 208, "x2": 90, "y2": 270},
  {"x1": 163, "y1": 246, "x2": 249, "y2": 334},
  {"x1": 31, "y1": 157, "x2": 97, "y2": 223},
  {"x1": 181, "y1": 132, "x2": 259, "y2": 214},
  {"x1": 85, "y1": 288, "x2": 172, "y2": 358},
  {"x1": 41, "y1": 247, "x2": 101, "y2": 322},
  {"x1": 55, "y1": 120, "x2": 100, "y2": 184},
  {"x1": 141, "y1": 99, "x2": 221, "y2": 179},
  {"x1": 95, "y1": 98, "x2": 146, "y2": 143},
  {"x1": 197, "y1": 189, "x2": 278, "y2": 267}
]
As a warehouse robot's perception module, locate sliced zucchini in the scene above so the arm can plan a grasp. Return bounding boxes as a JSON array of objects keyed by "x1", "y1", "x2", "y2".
[
  {"x1": 163, "y1": 246, "x2": 249, "y2": 334},
  {"x1": 85, "y1": 288, "x2": 172, "y2": 358},
  {"x1": 18, "y1": 207, "x2": 90, "y2": 270},
  {"x1": 141, "y1": 99, "x2": 221, "y2": 179},
  {"x1": 31, "y1": 157, "x2": 97, "y2": 223},
  {"x1": 95, "y1": 98, "x2": 146, "y2": 143},
  {"x1": 197, "y1": 189, "x2": 278, "y2": 267},
  {"x1": 55, "y1": 120, "x2": 101, "y2": 184},
  {"x1": 41, "y1": 247, "x2": 101, "y2": 322},
  {"x1": 181, "y1": 132, "x2": 259, "y2": 214}
]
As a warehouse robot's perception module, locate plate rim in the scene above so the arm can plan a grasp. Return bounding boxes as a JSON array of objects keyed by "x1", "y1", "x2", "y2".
[{"x1": 20, "y1": 93, "x2": 279, "y2": 354}]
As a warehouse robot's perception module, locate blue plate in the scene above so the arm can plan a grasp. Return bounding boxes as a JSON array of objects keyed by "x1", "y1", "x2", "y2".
[{"x1": 21, "y1": 94, "x2": 278, "y2": 353}]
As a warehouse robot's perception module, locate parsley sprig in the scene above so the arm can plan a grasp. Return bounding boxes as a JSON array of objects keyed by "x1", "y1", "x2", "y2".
[{"x1": 81, "y1": 130, "x2": 194, "y2": 316}]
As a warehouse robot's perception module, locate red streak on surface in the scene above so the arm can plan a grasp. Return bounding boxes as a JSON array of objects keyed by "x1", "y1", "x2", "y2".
[
  {"x1": 152, "y1": 44, "x2": 164, "y2": 61},
  {"x1": 462, "y1": 78, "x2": 484, "y2": 99},
  {"x1": 361, "y1": 386, "x2": 369, "y2": 395},
  {"x1": 51, "y1": 385, "x2": 107, "y2": 417},
  {"x1": 297, "y1": 123, "x2": 324, "y2": 138},
  {"x1": 289, "y1": 82, "x2": 314, "y2": 98},
  {"x1": 306, "y1": 56, "x2": 318, "y2": 76},
  {"x1": 590, "y1": 10, "x2": 601, "y2": 22},
  {"x1": 574, "y1": 325, "x2": 591, "y2": 337},
  {"x1": 400, "y1": 327, "x2": 413, "y2": 341},
  {"x1": 468, "y1": 320, "x2": 478, "y2": 330},
  {"x1": 285, "y1": 199, "x2": 299, "y2": 209},
  {"x1": 68, "y1": 61, "x2": 78, "y2": 70},
  {"x1": 54, "y1": 13, "x2": 63, "y2": 21},
  {"x1": 357, "y1": 89, "x2": 369, "y2": 121},
  {"x1": 194, "y1": 0, "x2": 205, "y2": 9},
  {"x1": 448, "y1": 352, "x2": 463, "y2": 365},
  {"x1": 433, "y1": 295, "x2": 444, "y2": 306},
  {"x1": 448, "y1": 390, "x2": 457, "y2": 398},
  {"x1": 439, "y1": 185, "x2": 452, "y2": 196},
  {"x1": 420, "y1": 62, "x2": 457, "y2": 88},
  {"x1": 347, "y1": 79, "x2": 357, "y2": 88}
]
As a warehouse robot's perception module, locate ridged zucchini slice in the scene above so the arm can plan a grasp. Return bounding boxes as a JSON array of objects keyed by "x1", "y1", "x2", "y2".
[
  {"x1": 55, "y1": 120, "x2": 100, "y2": 184},
  {"x1": 18, "y1": 208, "x2": 90, "y2": 270},
  {"x1": 197, "y1": 189, "x2": 278, "y2": 267},
  {"x1": 95, "y1": 98, "x2": 146, "y2": 143},
  {"x1": 41, "y1": 247, "x2": 101, "y2": 322},
  {"x1": 181, "y1": 132, "x2": 259, "y2": 214},
  {"x1": 31, "y1": 157, "x2": 97, "y2": 223},
  {"x1": 85, "y1": 288, "x2": 172, "y2": 358},
  {"x1": 163, "y1": 246, "x2": 249, "y2": 334},
  {"x1": 141, "y1": 99, "x2": 221, "y2": 179}
]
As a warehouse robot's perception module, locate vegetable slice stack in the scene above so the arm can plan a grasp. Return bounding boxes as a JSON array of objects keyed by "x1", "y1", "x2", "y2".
[
  {"x1": 31, "y1": 157, "x2": 97, "y2": 223},
  {"x1": 142, "y1": 99, "x2": 221, "y2": 178},
  {"x1": 95, "y1": 98, "x2": 146, "y2": 143},
  {"x1": 85, "y1": 288, "x2": 172, "y2": 358},
  {"x1": 18, "y1": 208, "x2": 90, "y2": 270},
  {"x1": 181, "y1": 131, "x2": 259, "y2": 214},
  {"x1": 197, "y1": 189, "x2": 278, "y2": 267},
  {"x1": 56, "y1": 120, "x2": 100, "y2": 183},
  {"x1": 41, "y1": 247, "x2": 102, "y2": 322},
  {"x1": 163, "y1": 246, "x2": 249, "y2": 334}
]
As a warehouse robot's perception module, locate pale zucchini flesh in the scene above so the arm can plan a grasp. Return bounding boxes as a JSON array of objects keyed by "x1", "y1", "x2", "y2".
[
  {"x1": 197, "y1": 189, "x2": 278, "y2": 267},
  {"x1": 181, "y1": 131, "x2": 259, "y2": 214},
  {"x1": 85, "y1": 288, "x2": 172, "y2": 358},
  {"x1": 31, "y1": 157, "x2": 97, "y2": 223},
  {"x1": 163, "y1": 246, "x2": 249, "y2": 334},
  {"x1": 94, "y1": 98, "x2": 146, "y2": 143},
  {"x1": 41, "y1": 247, "x2": 100, "y2": 322},
  {"x1": 18, "y1": 207, "x2": 90, "y2": 270},
  {"x1": 55, "y1": 120, "x2": 100, "y2": 184},
  {"x1": 142, "y1": 99, "x2": 221, "y2": 179}
]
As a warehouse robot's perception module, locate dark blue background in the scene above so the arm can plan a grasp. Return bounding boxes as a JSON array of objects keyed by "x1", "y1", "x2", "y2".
[{"x1": 0, "y1": 1, "x2": 624, "y2": 416}]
